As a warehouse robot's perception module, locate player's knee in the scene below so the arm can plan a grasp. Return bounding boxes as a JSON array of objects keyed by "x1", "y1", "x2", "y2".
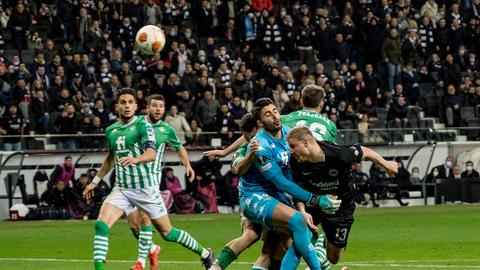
[
  {"x1": 287, "y1": 212, "x2": 306, "y2": 232},
  {"x1": 160, "y1": 227, "x2": 175, "y2": 240},
  {"x1": 242, "y1": 229, "x2": 260, "y2": 245}
]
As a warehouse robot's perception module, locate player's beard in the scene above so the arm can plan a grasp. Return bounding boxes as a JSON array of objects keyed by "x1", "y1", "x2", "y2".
[
  {"x1": 263, "y1": 121, "x2": 281, "y2": 134},
  {"x1": 148, "y1": 111, "x2": 161, "y2": 124}
]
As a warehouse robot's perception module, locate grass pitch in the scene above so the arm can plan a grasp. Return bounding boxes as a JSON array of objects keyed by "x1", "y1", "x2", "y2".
[{"x1": 0, "y1": 204, "x2": 479, "y2": 270}]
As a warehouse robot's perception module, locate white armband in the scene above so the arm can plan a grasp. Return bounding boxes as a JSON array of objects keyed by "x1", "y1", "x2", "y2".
[{"x1": 92, "y1": 176, "x2": 102, "y2": 185}]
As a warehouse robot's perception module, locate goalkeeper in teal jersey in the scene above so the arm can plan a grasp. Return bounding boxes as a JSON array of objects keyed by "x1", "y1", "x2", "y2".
[{"x1": 83, "y1": 91, "x2": 213, "y2": 270}]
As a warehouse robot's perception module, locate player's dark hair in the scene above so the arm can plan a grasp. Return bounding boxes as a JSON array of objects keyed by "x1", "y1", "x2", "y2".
[
  {"x1": 301, "y1": 84, "x2": 325, "y2": 108},
  {"x1": 147, "y1": 94, "x2": 165, "y2": 105},
  {"x1": 117, "y1": 88, "x2": 137, "y2": 101},
  {"x1": 252, "y1": 98, "x2": 274, "y2": 120},
  {"x1": 240, "y1": 113, "x2": 257, "y2": 133}
]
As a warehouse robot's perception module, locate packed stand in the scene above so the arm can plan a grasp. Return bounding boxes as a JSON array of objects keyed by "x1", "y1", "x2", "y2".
[{"x1": 1, "y1": 0, "x2": 480, "y2": 151}]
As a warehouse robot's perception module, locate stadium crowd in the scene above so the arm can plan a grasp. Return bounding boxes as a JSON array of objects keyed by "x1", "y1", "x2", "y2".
[{"x1": 0, "y1": 0, "x2": 480, "y2": 151}]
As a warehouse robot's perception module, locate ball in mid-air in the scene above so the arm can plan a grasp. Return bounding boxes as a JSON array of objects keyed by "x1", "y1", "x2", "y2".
[{"x1": 135, "y1": 25, "x2": 166, "y2": 56}]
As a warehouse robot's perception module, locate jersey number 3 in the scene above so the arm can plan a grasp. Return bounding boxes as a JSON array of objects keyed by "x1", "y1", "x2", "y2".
[{"x1": 116, "y1": 135, "x2": 126, "y2": 150}]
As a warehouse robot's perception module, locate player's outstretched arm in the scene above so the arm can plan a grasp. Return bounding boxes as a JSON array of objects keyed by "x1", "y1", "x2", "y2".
[
  {"x1": 83, "y1": 150, "x2": 115, "y2": 200},
  {"x1": 233, "y1": 140, "x2": 259, "y2": 176},
  {"x1": 203, "y1": 135, "x2": 246, "y2": 158},
  {"x1": 361, "y1": 146, "x2": 398, "y2": 176},
  {"x1": 118, "y1": 143, "x2": 157, "y2": 166},
  {"x1": 257, "y1": 154, "x2": 341, "y2": 213},
  {"x1": 177, "y1": 147, "x2": 195, "y2": 182}
]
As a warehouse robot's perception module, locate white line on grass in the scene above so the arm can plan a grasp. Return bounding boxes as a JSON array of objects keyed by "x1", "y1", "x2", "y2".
[{"x1": 1, "y1": 257, "x2": 480, "y2": 268}]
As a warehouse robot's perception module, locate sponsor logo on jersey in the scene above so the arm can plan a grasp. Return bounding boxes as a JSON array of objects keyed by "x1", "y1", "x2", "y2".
[
  {"x1": 329, "y1": 169, "x2": 339, "y2": 177},
  {"x1": 257, "y1": 155, "x2": 267, "y2": 165},
  {"x1": 311, "y1": 180, "x2": 339, "y2": 190}
]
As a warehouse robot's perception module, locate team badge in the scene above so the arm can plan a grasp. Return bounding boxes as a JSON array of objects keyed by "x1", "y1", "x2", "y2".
[
  {"x1": 257, "y1": 155, "x2": 267, "y2": 165},
  {"x1": 159, "y1": 126, "x2": 165, "y2": 132},
  {"x1": 329, "y1": 169, "x2": 338, "y2": 177},
  {"x1": 130, "y1": 125, "x2": 137, "y2": 131}
]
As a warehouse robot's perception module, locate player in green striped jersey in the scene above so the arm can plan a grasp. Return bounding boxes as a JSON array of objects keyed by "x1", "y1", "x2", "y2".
[
  {"x1": 83, "y1": 89, "x2": 158, "y2": 270},
  {"x1": 127, "y1": 94, "x2": 213, "y2": 270},
  {"x1": 281, "y1": 85, "x2": 337, "y2": 142}
]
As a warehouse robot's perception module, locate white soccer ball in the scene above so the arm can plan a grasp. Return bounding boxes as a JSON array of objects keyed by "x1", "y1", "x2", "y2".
[
  {"x1": 10, "y1": 203, "x2": 29, "y2": 219},
  {"x1": 135, "y1": 25, "x2": 166, "y2": 56}
]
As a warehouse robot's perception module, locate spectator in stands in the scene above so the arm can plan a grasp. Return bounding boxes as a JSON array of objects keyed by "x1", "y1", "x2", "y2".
[
  {"x1": 86, "y1": 116, "x2": 105, "y2": 148},
  {"x1": 230, "y1": 97, "x2": 247, "y2": 129},
  {"x1": 357, "y1": 96, "x2": 378, "y2": 125},
  {"x1": 281, "y1": 90, "x2": 301, "y2": 114},
  {"x1": 214, "y1": 104, "x2": 235, "y2": 145},
  {"x1": 54, "y1": 104, "x2": 82, "y2": 150},
  {"x1": 8, "y1": 3, "x2": 31, "y2": 51},
  {"x1": 441, "y1": 54, "x2": 462, "y2": 87},
  {"x1": 461, "y1": 161, "x2": 479, "y2": 178},
  {"x1": 192, "y1": 155, "x2": 221, "y2": 213},
  {"x1": 387, "y1": 96, "x2": 408, "y2": 128},
  {"x1": 41, "y1": 180, "x2": 74, "y2": 217},
  {"x1": 0, "y1": 105, "x2": 24, "y2": 151},
  {"x1": 443, "y1": 84, "x2": 462, "y2": 127},
  {"x1": 395, "y1": 160, "x2": 410, "y2": 206},
  {"x1": 31, "y1": 90, "x2": 51, "y2": 134},
  {"x1": 381, "y1": 28, "x2": 402, "y2": 91},
  {"x1": 161, "y1": 167, "x2": 183, "y2": 198},
  {"x1": 410, "y1": 166, "x2": 422, "y2": 184},
  {"x1": 166, "y1": 105, "x2": 191, "y2": 145},
  {"x1": 350, "y1": 162, "x2": 371, "y2": 205},
  {"x1": 50, "y1": 155, "x2": 76, "y2": 189},
  {"x1": 449, "y1": 165, "x2": 463, "y2": 180},
  {"x1": 272, "y1": 83, "x2": 289, "y2": 112},
  {"x1": 432, "y1": 155, "x2": 454, "y2": 179},
  {"x1": 195, "y1": 89, "x2": 220, "y2": 132},
  {"x1": 186, "y1": 119, "x2": 204, "y2": 146},
  {"x1": 296, "y1": 15, "x2": 315, "y2": 64}
]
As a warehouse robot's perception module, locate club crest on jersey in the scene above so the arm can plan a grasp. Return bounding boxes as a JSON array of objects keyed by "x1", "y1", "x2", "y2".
[
  {"x1": 329, "y1": 169, "x2": 339, "y2": 177},
  {"x1": 257, "y1": 155, "x2": 267, "y2": 165},
  {"x1": 159, "y1": 126, "x2": 165, "y2": 132},
  {"x1": 130, "y1": 125, "x2": 137, "y2": 131}
]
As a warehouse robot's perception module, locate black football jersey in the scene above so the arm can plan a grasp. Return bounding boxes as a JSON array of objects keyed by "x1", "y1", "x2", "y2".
[{"x1": 290, "y1": 141, "x2": 363, "y2": 207}]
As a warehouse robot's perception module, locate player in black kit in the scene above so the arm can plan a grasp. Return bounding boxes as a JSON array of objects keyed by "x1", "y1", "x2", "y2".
[{"x1": 285, "y1": 126, "x2": 398, "y2": 268}]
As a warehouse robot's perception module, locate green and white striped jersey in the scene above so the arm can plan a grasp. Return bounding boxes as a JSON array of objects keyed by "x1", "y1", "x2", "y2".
[
  {"x1": 140, "y1": 115, "x2": 183, "y2": 186},
  {"x1": 105, "y1": 116, "x2": 156, "y2": 189},
  {"x1": 281, "y1": 109, "x2": 337, "y2": 143}
]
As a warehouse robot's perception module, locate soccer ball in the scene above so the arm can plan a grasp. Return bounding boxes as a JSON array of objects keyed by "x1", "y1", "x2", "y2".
[{"x1": 135, "y1": 25, "x2": 166, "y2": 56}]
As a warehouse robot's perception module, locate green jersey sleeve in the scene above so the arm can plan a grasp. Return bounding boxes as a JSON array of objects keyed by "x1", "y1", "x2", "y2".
[
  {"x1": 231, "y1": 142, "x2": 248, "y2": 169},
  {"x1": 166, "y1": 125, "x2": 183, "y2": 151}
]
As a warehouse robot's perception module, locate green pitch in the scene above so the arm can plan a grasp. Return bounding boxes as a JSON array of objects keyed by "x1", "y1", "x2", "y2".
[{"x1": 0, "y1": 204, "x2": 479, "y2": 270}]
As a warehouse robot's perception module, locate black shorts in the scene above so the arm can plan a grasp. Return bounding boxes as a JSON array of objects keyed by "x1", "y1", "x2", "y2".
[{"x1": 306, "y1": 203, "x2": 355, "y2": 248}]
